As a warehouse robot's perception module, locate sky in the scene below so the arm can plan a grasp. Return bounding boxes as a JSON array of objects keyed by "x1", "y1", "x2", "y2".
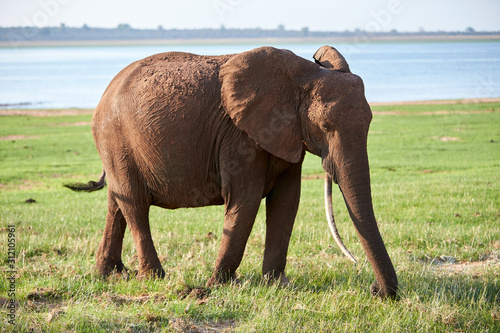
[{"x1": 0, "y1": 0, "x2": 499, "y2": 32}]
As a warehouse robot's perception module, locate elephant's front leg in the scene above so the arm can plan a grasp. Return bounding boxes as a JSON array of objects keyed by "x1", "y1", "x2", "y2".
[
  {"x1": 262, "y1": 166, "x2": 301, "y2": 285},
  {"x1": 207, "y1": 184, "x2": 264, "y2": 286}
]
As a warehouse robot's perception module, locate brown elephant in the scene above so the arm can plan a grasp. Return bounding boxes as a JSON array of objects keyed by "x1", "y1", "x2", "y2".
[{"x1": 66, "y1": 45, "x2": 398, "y2": 298}]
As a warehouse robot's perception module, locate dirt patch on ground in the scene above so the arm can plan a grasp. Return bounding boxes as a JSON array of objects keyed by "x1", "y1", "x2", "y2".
[
  {"x1": 441, "y1": 259, "x2": 500, "y2": 276},
  {"x1": 177, "y1": 286, "x2": 211, "y2": 301},
  {"x1": 0, "y1": 108, "x2": 94, "y2": 116},
  {"x1": 101, "y1": 292, "x2": 168, "y2": 306},
  {"x1": 436, "y1": 136, "x2": 460, "y2": 142},
  {"x1": 27, "y1": 287, "x2": 62, "y2": 302},
  {"x1": 48, "y1": 121, "x2": 91, "y2": 127},
  {"x1": 417, "y1": 253, "x2": 500, "y2": 277},
  {"x1": 301, "y1": 173, "x2": 323, "y2": 180},
  {"x1": 0, "y1": 135, "x2": 39, "y2": 141},
  {"x1": 0, "y1": 179, "x2": 43, "y2": 191},
  {"x1": 169, "y1": 318, "x2": 236, "y2": 332}
]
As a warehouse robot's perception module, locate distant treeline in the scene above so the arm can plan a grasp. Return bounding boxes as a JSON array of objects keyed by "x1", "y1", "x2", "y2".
[{"x1": 1, "y1": 25, "x2": 499, "y2": 44}]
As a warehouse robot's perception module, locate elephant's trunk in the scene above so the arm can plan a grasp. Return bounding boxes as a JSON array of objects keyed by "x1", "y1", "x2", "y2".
[
  {"x1": 324, "y1": 174, "x2": 357, "y2": 263},
  {"x1": 334, "y1": 147, "x2": 398, "y2": 298}
]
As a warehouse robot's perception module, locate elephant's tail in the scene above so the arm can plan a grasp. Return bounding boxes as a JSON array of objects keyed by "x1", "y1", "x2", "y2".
[{"x1": 64, "y1": 170, "x2": 106, "y2": 192}]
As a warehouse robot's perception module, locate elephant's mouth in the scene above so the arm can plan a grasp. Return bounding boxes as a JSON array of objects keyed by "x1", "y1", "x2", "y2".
[
  {"x1": 324, "y1": 173, "x2": 357, "y2": 263},
  {"x1": 321, "y1": 155, "x2": 339, "y2": 184},
  {"x1": 330, "y1": 164, "x2": 339, "y2": 184}
]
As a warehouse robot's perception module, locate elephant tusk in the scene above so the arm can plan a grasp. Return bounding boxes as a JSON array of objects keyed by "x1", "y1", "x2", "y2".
[{"x1": 324, "y1": 173, "x2": 358, "y2": 264}]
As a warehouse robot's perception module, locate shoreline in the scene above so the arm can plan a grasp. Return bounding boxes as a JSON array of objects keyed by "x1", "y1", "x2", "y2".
[
  {"x1": 1, "y1": 98, "x2": 499, "y2": 117},
  {"x1": 369, "y1": 97, "x2": 500, "y2": 106},
  {"x1": 1, "y1": 34, "x2": 500, "y2": 48}
]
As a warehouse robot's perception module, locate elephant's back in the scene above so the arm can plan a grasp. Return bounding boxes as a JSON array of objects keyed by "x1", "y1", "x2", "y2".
[
  {"x1": 92, "y1": 51, "x2": 232, "y2": 138},
  {"x1": 96, "y1": 51, "x2": 232, "y2": 114}
]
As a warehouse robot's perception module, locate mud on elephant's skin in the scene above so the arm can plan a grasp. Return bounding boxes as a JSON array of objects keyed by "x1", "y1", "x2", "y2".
[{"x1": 65, "y1": 45, "x2": 398, "y2": 298}]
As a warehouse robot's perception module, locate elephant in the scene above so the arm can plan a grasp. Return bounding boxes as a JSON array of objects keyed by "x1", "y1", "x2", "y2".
[{"x1": 65, "y1": 45, "x2": 398, "y2": 298}]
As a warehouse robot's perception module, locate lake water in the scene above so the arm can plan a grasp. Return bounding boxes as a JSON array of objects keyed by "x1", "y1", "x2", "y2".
[{"x1": 0, "y1": 41, "x2": 499, "y2": 109}]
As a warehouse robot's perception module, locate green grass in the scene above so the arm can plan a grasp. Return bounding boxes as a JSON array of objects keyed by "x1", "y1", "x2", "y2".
[{"x1": 1, "y1": 102, "x2": 499, "y2": 332}]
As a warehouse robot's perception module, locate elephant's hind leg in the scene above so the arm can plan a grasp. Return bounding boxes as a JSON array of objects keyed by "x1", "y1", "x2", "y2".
[
  {"x1": 110, "y1": 179, "x2": 165, "y2": 278},
  {"x1": 95, "y1": 189, "x2": 127, "y2": 276},
  {"x1": 115, "y1": 194, "x2": 165, "y2": 279}
]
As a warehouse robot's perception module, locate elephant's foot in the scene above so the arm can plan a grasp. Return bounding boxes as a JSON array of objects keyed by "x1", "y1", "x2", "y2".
[
  {"x1": 263, "y1": 271, "x2": 291, "y2": 287},
  {"x1": 370, "y1": 280, "x2": 398, "y2": 299},
  {"x1": 137, "y1": 265, "x2": 166, "y2": 279},
  {"x1": 95, "y1": 257, "x2": 127, "y2": 277},
  {"x1": 206, "y1": 269, "x2": 240, "y2": 287}
]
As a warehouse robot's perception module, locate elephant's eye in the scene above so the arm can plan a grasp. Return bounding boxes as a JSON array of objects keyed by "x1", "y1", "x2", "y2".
[{"x1": 320, "y1": 121, "x2": 332, "y2": 132}]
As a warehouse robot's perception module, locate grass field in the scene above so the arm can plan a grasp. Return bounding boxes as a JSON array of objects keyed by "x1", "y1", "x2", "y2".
[{"x1": 1, "y1": 101, "x2": 499, "y2": 332}]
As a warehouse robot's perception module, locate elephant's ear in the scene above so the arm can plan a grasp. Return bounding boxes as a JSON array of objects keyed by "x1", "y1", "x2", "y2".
[
  {"x1": 313, "y1": 46, "x2": 351, "y2": 73},
  {"x1": 220, "y1": 47, "x2": 306, "y2": 163}
]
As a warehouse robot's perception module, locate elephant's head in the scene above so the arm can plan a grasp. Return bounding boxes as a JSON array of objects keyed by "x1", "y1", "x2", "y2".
[{"x1": 220, "y1": 46, "x2": 398, "y2": 298}]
